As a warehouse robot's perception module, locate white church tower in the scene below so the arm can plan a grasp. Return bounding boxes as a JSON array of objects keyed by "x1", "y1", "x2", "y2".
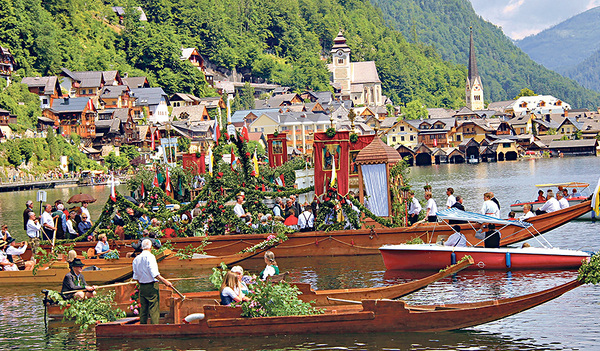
[
  {"x1": 331, "y1": 31, "x2": 352, "y2": 97},
  {"x1": 466, "y1": 27, "x2": 484, "y2": 111}
]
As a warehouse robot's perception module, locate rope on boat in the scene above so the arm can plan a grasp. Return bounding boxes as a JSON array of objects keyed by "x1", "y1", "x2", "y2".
[{"x1": 203, "y1": 240, "x2": 250, "y2": 252}]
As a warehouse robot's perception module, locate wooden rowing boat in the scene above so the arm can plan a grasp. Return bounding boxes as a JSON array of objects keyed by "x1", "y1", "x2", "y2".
[
  {"x1": 0, "y1": 265, "x2": 132, "y2": 286},
  {"x1": 65, "y1": 246, "x2": 272, "y2": 270},
  {"x1": 96, "y1": 279, "x2": 582, "y2": 338},
  {"x1": 30, "y1": 200, "x2": 591, "y2": 259},
  {"x1": 44, "y1": 257, "x2": 474, "y2": 319}
]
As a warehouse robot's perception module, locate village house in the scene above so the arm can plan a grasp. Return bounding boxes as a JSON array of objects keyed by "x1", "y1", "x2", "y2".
[
  {"x1": 382, "y1": 119, "x2": 419, "y2": 149},
  {"x1": 410, "y1": 118, "x2": 454, "y2": 148},
  {"x1": 449, "y1": 119, "x2": 493, "y2": 146},
  {"x1": 122, "y1": 76, "x2": 150, "y2": 89},
  {"x1": 0, "y1": 108, "x2": 16, "y2": 126},
  {"x1": 99, "y1": 85, "x2": 132, "y2": 109},
  {"x1": 130, "y1": 87, "x2": 170, "y2": 124},
  {"x1": 21, "y1": 76, "x2": 63, "y2": 109},
  {"x1": 170, "y1": 93, "x2": 202, "y2": 108},
  {"x1": 508, "y1": 113, "x2": 536, "y2": 135},
  {"x1": 111, "y1": 6, "x2": 147, "y2": 24},
  {"x1": 42, "y1": 96, "x2": 96, "y2": 139},
  {"x1": 0, "y1": 47, "x2": 15, "y2": 84},
  {"x1": 232, "y1": 108, "x2": 279, "y2": 129},
  {"x1": 59, "y1": 68, "x2": 123, "y2": 98},
  {"x1": 171, "y1": 104, "x2": 210, "y2": 122}
]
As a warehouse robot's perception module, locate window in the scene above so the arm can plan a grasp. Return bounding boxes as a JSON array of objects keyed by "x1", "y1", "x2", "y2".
[
  {"x1": 410, "y1": 135, "x2": 414, "y2": 141},
  {"x1": 400, "y1": 126, "x2": 405, "y2": 131},
  {"x1": 337, "y1": 59, "x2": 344, "y2": 64},
  {"x1": 520, "y1": 128, "x2": 524, "y2": 134},
  {"x1": 503, "y1": 143, "x2": 511, "y2": 148},
  {"x1": 392, "y1": 136, "x2": 396, "y2": 142},
  {"x1": 400, "y1": 136, "x2": 405, "y2": 141},
  {"x1": 457, "y1": 135, "x2": 461, "y2": 141}
]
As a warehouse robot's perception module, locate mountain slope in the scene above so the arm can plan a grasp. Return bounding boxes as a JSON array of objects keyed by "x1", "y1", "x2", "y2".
[
  {"x1": 369, "y1": 0, "x2": 600, "y2": 109},
  {"x1": 515, "y1": 6, "x2": 600, "y2": 73},
  {"x1": 564, "y1": 48, "x2": 600, "y2": 91}
]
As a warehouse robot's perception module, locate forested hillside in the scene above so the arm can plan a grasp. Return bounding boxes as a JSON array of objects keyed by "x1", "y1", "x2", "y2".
[
  {"x1": 0, "y1": 0, "x2": 470, "y2": 109},
  {"x1": 370, "y1": 0, "x2": 600, "y2": 108},
  {"x1": 564, "y1": 50, "x2": 600, "y2": 91}
]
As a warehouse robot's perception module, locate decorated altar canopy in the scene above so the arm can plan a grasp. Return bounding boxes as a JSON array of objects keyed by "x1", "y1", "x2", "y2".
[{"x1": 354, "y1": 136, "x2": 401, "y2": 217}]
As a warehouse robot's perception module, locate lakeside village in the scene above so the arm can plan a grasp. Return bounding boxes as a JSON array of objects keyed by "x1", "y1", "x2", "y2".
[{"x1": 3, "y1": 31, "x2": 600, "y2": 339}]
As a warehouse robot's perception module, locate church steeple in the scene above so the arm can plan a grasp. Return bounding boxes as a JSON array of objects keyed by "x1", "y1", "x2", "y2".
[{"x1": 466, "y1": 27, "x2": 484, "y2": 111}]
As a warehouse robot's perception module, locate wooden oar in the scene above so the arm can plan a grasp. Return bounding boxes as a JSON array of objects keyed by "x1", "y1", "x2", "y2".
[
  {"x1": 62, "y1": 281, "x2": 137, "y2": 295},
  {"x1": 326, "y1": 297, "x2": 362, "y2": 304},
  {"x1": 169, "y1": 277, "x2": 201, "y2": 282},
  {"x1": 169, "y1": 285, "x2": 186, "y2": 300},
  {"x1": 51, "y1": 218, "x2": 58, "y2": 251}
]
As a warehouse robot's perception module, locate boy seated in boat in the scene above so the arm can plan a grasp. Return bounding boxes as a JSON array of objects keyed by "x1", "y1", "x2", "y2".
[{"x1": 61, "y1": 258, "x2": 97, "y2": 300}]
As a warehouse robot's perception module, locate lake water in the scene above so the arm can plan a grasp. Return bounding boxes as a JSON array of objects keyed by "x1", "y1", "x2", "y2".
[{"x1": 1, "y1": 156, "x2": 600, "y2": 350}]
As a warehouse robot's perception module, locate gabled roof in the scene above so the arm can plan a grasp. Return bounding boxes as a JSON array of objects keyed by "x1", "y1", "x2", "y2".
[
  {"x1": 123, "y1": 77, "x2": 149, "y2": 89},
  {"x1": 380, "y1": 117, "x2": 398, "y2": 129},
  {"x1": 454, "y1": 107, "x2": 476, "y2": 116},
  {"x1": 255, "y1": 93, "x2": 302, "y2": 109},
  {"x1": 102, "y1": 71, "x2": 120, "y2": 85},
  {"x1": 130, "y1": 87, "x2": 168, "y2": 106},
  {"x1": 100, "y1": 85, "x2": 129, "y2": 99},
  {"x1": 427, "y1": 108, "x2": 455, "y2": 119},
  {"x1": 48, "y1": 97, "x2": 92, "y2": 113},
  {"x1": 111, "y1": 6, "x2": 147, "y2": 21},
  {"x1": 548, "y1": 139, "x2": 598, "y2": 148},
  {"x1": 180, "y1": 48, "x2": 199, "y2": 61},
  {"x1": 488, "y1": 100, "x2": 516, "y2": 112},
  {"x1": 351, "y1": 61, "x2": 380, "y2": 84},
  {"x1": 21, "y1": 76, "x2": 61, "y2": 94},
  {"x1": 171, "y1": 105, "x2": 208, "y2": 122},
  {"x1": 170, "y1": 93, "x2": 201, "y2": 103},
  {"x1": 231, "y1": 109, "x2": 279, "y2": 123},
  {"x1": 95, "y1": 118, "x2": 121, "y2": 134},
  {"x1": 73, "y1": 71, "x2": 104, "y2": 88}
]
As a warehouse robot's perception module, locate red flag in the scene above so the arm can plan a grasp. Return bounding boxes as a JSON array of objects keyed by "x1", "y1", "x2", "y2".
[
  {"x1": 165, "y1": 167, "x2": 172, "y2": 196},
  {"x1": 152, "y1": 171, "x2": 159, "y2": 188},
  {"x1": 86, "y1": 98, "x2": 94, "y2": 111},
  {"x1": 230, "y1": 148, "x2": 236, "y2": 172},
  {"x1": 433, "y1": 137, "x2": 437, "y2": 147},
  {"x1": 279, "y1": 174, "x2": 285, "y2": 187},
  {"x1": 151, "y1": 128, "x2": 155, "y2": 150},
  {"x1": 242, "y1": 120, "x2": 249, "y2": 142},
  {"x1": 110, "y1": 173, "x2": 116, "y2": 202},
  {"x1": 140, "y1": 181, "x2": 146, "y2": 199}
]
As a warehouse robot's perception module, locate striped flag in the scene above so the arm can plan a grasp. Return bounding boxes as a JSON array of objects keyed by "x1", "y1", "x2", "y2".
[
  {"x1": 208, "y1": 145, "x2": 213, "y2": 176},
  {"x1": 592, "y1": 177, "x2": 600, "y2": 217},
  {"x1": 110, "y1": 173, "x2": 116, "y2": 202},
  {"x1": 213, "y1": 116, "x2": 220, "y2": 145},
  {"x1": 165, "y1": 167, "x2": 172, "y2": 196},
  {"x1": 252, "y1": 149, "x2": 260, "y2": 177},
  {"x1": 242, "y1": 120, "x2": 250, "y2": 142}
]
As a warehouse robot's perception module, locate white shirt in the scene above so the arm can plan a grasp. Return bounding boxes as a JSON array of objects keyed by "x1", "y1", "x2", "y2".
[
  {"x1": 6, "y1": 243, "x2": 27, "y2": 256},
  {"x1": 233, "y1": 203, "x2": 245, "y2": 218},
  {"x1": 66, "y1": 219, "x2": 77, "y2": 235},
  {"x1": 132, "y1": 250, "x2": 160, "y2": 284},
  {"x1": 297, "y1": 211, "x2": 314, "y2": 229},
  {"x1": 26, "y1": 219, "x2": 41, "y2": 238},
  {"x1": 558, "y1": 198, "x2": 570, "y2": 209},
  {"x1": 445, "y1": 232, "x2": 467, "y2": 247},
  {"x1": 539, "y1": 198, "x2": 560, "y2": 213},
  {"x1": 81, "y1": 207, "x2": 91, "y2": 223},
  {"x1": 481, "y1": 200, "x2": 500, "y2": 218},
  {"x1": 426, "y1": 198, "x2": 437, "y2": 216},
  {"x1": 0, "y1": 251, "x2": 18, "y2": 271},
  {"x1": 261, "y1": 265, "x2": 276, "y2": 280},
  {"x1": 409, "y1": 197, "x2": 422, "y2": 215},
  {"x1": 518, "y1": 211, "x2": 535, "y2": 221},
  {"x1": 41, "y1": 211, "x2": 54, "y2": 229},
  {"x1": 446, "y1": 195, "x2": 456, "y2": 208}
]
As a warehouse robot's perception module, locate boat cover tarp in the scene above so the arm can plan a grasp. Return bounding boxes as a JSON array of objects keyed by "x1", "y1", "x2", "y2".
[{"x1": 437, "y1": 208, "x2": 532, "y2": 228}]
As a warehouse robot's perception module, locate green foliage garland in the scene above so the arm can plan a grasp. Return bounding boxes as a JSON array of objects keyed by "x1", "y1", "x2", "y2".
[
  {"x1": 62, "y1": 291, "x2": 126, "y2": 331},
  {"x1": 237, "y1": 280, "x2": 323, "y2": 318},
  {"x1": 578, "y1": 253, "x2": 600, "y2": 284},
  {"x1": 325, "y1": 127, "x2": 336, "y2": 138}
]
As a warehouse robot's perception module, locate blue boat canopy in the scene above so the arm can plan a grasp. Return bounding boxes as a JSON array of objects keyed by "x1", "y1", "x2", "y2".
[{"x1": 436, "y1": 208, "x2": 532, "y2": 228}]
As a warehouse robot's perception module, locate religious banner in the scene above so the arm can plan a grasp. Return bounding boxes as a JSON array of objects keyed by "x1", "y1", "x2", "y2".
[
  {"x1": 267, "y1": 133, "x2": 288, "y2": 168},
  {"x1": 314, "y1": 131, "x2": 350, "y2": 196}
]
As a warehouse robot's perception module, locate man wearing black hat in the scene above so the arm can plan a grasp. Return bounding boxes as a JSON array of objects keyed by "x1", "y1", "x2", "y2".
[
  {"x1": 23, "y1": 200, "x2": 34, "y2": 231},
  {"x1": 61, "y1": 258, "x2": 97, "y2": 300}
]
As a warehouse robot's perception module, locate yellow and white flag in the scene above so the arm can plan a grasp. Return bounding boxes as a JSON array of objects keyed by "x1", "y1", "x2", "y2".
[
  {"x1": 592, "y1": 176, "x2": 600, "y2": 217},
  {"x1": 330, "y1": 155, "x2": 337, "y2": 187},
  {"x1": 208, "y1": 145, "x2": 214, "y2": 176},
  {"x1": 253, "y1": 149, "x2": 260, "y2": 177}
]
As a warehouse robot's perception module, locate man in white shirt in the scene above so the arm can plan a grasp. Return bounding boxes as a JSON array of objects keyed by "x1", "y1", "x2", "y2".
[
  {"x1": 481, "y1": 192, "x2": 500, "y2": 218},
  {"x1": 557, "y1": 192, "x2": 570, "y2": 209},
  {"x1": 40, "y1": 204, "x2": 56, "y2": 240},
  {"x1": 297, "y1": 206, "x2": 314, "y2": 232},
  {"x1": 446, "y1": 188, "x2": 456, "y2": 209},
  {"x1": 536, "y1": 191, "x2": 560, "y2": 215},
  {"x1": 407, "y1": 191, "x2": 422, "y2": 225},
  {"x1": 26, "y1": 212, "x2": 41, "y2": 239},
  {"x1": 444, "y1": 225, "x2": 467, "y2": 247},
  {"x1": 5, "y1": 239, "x2": 34, "y2": 270},
  {"x1": 81, "y1": 202, "x2": 92, "y2": 224},
  {"x1": 425, "y1": 192, "x2": 438, "y2": 223},
  {"x1": 233, "y1": 195, "x2": 250, "y2": 222},
  {"x1": 132, "y1": 239, "x2": 173, "y2": 324}
]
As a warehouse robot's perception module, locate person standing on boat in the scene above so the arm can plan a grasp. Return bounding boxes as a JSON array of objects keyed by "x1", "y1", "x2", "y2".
[
  {"x1": 446, "y1": 188, "x2": 456, "y2": 209},
  {"x1": 483, "y1": 224, "x2": 500, "y2": 248},
  {"x1": 40, "y1": 204, "x2": 56, "y2": 241},
  {"x1": 536, "y1": 190, "x2": 560, "y2": 215},
  {"x1": 451, "y1": 196, "x2": 465, "y2": 211},
  {"x1": 481, "y1": 193, "x2": 500, "y2": 218},
  {"x1": 26, "y1": 212, "x2": 41, "y2": 253},
  {"x1": 61, "y1": 258, "x2": 97, "y2": 300},
  {"x1": 23, "y1": 200, "x2": 34, "y2": 231},
  {"x1": 490, "y1": 192, "x2": 501, "y2": 211},
  {"x1": 445, "y1": 225, "x2": 467, "y2": 247},
  {"x1": 557, "y1": 192, "x2": 570, "y2": 209},
  {"x1": 298, "y1": 205, "x2": 314, "y2": 232},
  {"x1": 233, "y1": 195, "x2": 251, "y2": 222},
  {"x1": 132, "y1": 239, "x2": 173, "y2": 324},
  {"x1": 424, "y1": 192, "x2": 437, "y2": 223},
  {"x1": 407, "y1": 191, "x2": 422, "y2": 225}
]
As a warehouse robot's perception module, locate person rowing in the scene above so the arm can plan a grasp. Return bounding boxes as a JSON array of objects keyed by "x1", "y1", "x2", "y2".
[{"x1": 61, "y1": 258, "x2": 97, "y2": 300}]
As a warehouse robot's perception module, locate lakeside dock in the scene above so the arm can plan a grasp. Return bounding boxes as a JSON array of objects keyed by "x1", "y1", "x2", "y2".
[{"x1": 0, "y1": 178, "x2": 79, "y2": 192}]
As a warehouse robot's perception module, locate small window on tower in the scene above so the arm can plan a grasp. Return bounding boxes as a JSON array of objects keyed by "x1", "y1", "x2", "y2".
[{"x1": 338, "y1": 59, "x2": 344, "y2": 64}]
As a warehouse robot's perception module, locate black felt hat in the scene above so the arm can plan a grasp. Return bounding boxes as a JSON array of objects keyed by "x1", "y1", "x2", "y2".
[{"x1": 70, "y1": 258, "x2": 85, "y2": 268}]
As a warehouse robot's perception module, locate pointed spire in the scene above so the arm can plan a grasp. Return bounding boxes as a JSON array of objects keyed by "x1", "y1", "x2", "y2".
[{"x1": 468, "y1": 27, "x2": 479, "y2": 82}]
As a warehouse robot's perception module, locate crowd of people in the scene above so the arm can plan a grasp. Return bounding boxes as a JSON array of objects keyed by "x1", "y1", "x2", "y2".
[{"x1": 233, "y1": 194, "x2": 317, "y2": 232}]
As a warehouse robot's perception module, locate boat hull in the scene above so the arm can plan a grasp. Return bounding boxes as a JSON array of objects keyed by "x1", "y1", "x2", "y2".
[
  {"x1": 31, "y1": 200, "x2": 592, "y2": 259},
  {"x1": 510, "y1": 197, "x2": 594, "y2": 219},
  {"x1": 96, "y1": 279, "x2": 581, "y2": 338},
  {"x1": 0, "y1": 265, "x2": 132, "y2": 286},
  {"x1": 379, "y1": 244, "x2": 590, "y2": 270}
]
